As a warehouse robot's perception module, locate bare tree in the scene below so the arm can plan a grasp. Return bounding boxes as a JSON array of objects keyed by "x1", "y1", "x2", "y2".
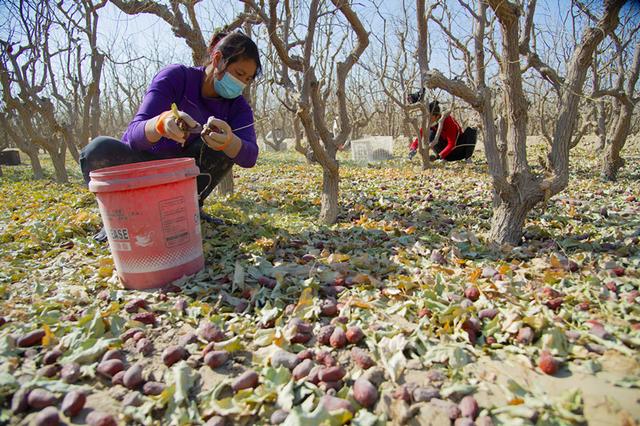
[
  {"x1": 596, "y1": 39, "x2": 640, "y2": 180},
  {"x1": 591, "y1": 54, "x2": 612, "y2": 151},
  {"x1": 0, "y1": 3, "x2": 70, "y2": 182},
  {"x1": 51, "y1": 0, "x2": 107, "y2": 159},
  {"x1": 424, "y1": 0, "x2": 625, "y2": 244},
  {"x1": 101, "y1": 48, "x2": 154, "y2": 137},
  {"x1": 0, "y1": 0, "x2": 110, "y2": 181},
  {"x1": 346, "y1": 74, "x2": 380, "y2": 140},
  {"x1": 576, "y1": 1, "x2": 640, "y2": 162},
  {"x1": 363, "y1": 2, "x2": 428, "y2": 166},
  {"x1": 110, "y1": 0, "x2": 208, "y2": 65},
  {"x1": 0, "y1": 111, "x2": 44, "y2": 179},
  {"x1": 242, "y1": 0, "x2": 369, "y2": 224},
  {"x1": 415, "y1": 0, "x2": 432, "y2": 167}
]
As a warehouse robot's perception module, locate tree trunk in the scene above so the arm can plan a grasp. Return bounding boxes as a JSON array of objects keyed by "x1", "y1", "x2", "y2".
[
  {"x1": 25, "y1": 149, "x2": 44, "y2": 179},
  {"x1": 63, "y1": 130, "x2": 81, "y2": 164},
  {"x1": 418, "y1": 144, "x2": 430, "y2": 170},
  {"x1": 48, "y1": 148, "x2": 68, "y2": 183},
  {"x1": 320, "y1": 166, "x2": 339, "y2": 224},
  {"x1": 416, "y1": 0, "x2": 431, "y2": 171},
  {"x1": 489, "y1": 198, "x2": 531, "y2": 245},
  {"x1": 595, "y1": 99, "x2": 607, "y2": 150},
  {"x1": 409, "y1": 117, "x2": 430, "y2": 170},
  {"x1": 292, "y1": 117, "x2": 309, "y2": 160},
  {"x1": 569, "y1": 119, "x2": 590, "y2": 149},
  {"x1": 601, "y1": 42, "x2": 640, "y2": 179},
  {"x1": 217, "y1": 169, "x2": 234, "y2": 195},
  {"x1": 601, "y1": 102, "x2": 631, "y2": 181},
  {"x1": 417, "y1": 115, "x2": 431, "y2": 170}
]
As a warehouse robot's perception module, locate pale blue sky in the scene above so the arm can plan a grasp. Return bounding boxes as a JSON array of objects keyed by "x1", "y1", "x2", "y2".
[
  {"x1": 1, "y1": 0, "x2": 634, "y2": 71},
  {"x1": 0, "y1": 0, "x2": 637, "y2": 104}
]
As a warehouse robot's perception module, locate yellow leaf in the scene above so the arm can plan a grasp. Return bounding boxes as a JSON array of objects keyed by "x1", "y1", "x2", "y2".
[
  {"x1": 433, "y1": 267, "x2": 455, "y2": 275},
  {"x1": 550, "y1": 255, "x2": 563, "y2": 270},
  {"x1": 255, "y1": 237, "x2": 275, "y2": 250},
  {"x1": 158, "y1": 384, "x2": 175, "y2": 404},
  {"x1": 98, "y1": 258, "x2": 114, "y2": 277},
  {"x1": 99, "y1": 258, "x2": 114, "y2": 267},
  {"x1": 348, "y1": 299, "x2": 373, "y2": 309},
  {"x1": 42, "y1": 324, "x2": 55, "y2": 347},
  {"x1": 468, "y1": 268, "x2": 481, "y2": 282},
  {"x1": 543, "y1": 269, "x2": 564, "y2": 284},
  {"x1": 98, "y1": 265, "x2": 114, "y2": 278},
  {"x1": 273, "y1": 330, "x2": 286, "y2": 348},
  {"x1": 74, "y1": 211, "x2": 89, "y2": 223},
  {"x1": 213, "y1": 336, "x2": 243, "y2": 352},
  {"x1": 101, "y1": 303, "x2": 120, "y2": 317},
  {"x1": 522, "y1": 314, "x2": 547, "y2": 331},
  {"x1": 405, "y1": 226, "x2": 416, "y2": 234},
  {"x1": 327, "y1": 253, "x2": 350, "y2": 264},
  {"x1": 394, "y1": 274, "x2": 416, "y2": 291},
  {"x1": 498, "y1": 264, "x2": 511, "y2": 275},
  {"x1": 253, "y1": 329, "x2": 276, "y2": 347},
  {"x1": 294, "y1": 287, "x2": 314, "y2": 313},
  {"x1": 355, "y1": 214, "x2": 369, "y2": 226},
  {"x1": 509, "y1": 397, "x2": 524, "y2": 405}
]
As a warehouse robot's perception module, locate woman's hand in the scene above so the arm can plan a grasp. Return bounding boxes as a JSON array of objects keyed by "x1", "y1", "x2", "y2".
[
  {"x1": 155, "y1": 109, "x2": 199, "y2": 144},
  {"x1": 201, "y1": 116, "x2": 234, "y2": 150}
]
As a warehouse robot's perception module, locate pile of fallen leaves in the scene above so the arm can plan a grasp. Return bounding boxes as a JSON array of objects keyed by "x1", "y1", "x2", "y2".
[{"x1": 0, "y1": 142, "x2": 639, "y2": 426}]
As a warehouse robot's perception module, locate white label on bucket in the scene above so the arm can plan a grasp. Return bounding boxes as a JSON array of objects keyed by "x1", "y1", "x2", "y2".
[
  {"x1": 112, "y1": 241, "x2": 132, "y2": 251},
  {"x1": 159, "y1": 196, "x2": 190, "y2": 248},
  {"x1": 110, "y1": 228, "x2": 130, "y2": 241},
  {"x1": 134, "y1": 231, "x2": 154, "y2": 247}
]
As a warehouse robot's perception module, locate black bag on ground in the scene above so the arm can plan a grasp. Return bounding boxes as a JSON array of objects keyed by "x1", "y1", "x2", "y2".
[{"x1": 0, "y1": 149, "x2": 21, "y2": 165}]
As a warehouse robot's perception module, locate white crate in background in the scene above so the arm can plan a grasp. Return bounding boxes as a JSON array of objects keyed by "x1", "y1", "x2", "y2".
[{"x1": 350, "y1": 136, "x2": 394, "y2": 162}]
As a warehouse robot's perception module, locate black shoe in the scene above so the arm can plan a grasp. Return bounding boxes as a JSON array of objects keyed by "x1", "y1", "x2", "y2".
[
  {"x1": 199, "y1": 209, "x2": 225, "y2": 225},
  {"x1": 93, "y1": 227, "x2": 108, "y2": 243}
]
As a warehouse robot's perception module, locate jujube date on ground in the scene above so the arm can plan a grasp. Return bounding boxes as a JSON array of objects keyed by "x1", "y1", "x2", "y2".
[{"x1": 61, "y1": 391, "x2": 86, "y2": 417}]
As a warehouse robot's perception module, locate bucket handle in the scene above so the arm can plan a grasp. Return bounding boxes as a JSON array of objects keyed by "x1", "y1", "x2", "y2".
[{"x1": 198, "y1": 172, "x2": 213, "y2": 198}]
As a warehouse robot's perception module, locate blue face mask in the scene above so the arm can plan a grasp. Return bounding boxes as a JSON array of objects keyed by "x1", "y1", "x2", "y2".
[{"x1": 214, "y1": 68, "x2": 246, "y2": 99}]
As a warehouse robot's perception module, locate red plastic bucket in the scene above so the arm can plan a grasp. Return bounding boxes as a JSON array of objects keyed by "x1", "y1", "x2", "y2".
[{"x1": 89, "y1": 158, "x2": 204, "y2": 290}]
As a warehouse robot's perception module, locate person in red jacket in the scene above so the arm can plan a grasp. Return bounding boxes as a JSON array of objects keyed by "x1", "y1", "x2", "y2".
[
  {"x1": 407, "y1": 99, "x2": 477, "y2": 161},
  {"x1": 428, "y1": 101, "x2": 462, "y2": 160}
]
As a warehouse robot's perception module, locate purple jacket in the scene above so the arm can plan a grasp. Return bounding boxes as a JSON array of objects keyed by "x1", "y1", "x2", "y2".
[{"x1": 122, "y1": 64, "x2": 258, "y2": 168}]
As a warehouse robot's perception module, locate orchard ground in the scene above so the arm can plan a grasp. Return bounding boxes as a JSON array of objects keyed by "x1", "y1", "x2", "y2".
[{"x1": 1, "y1": 136, "x2": 639, "y2": 425}]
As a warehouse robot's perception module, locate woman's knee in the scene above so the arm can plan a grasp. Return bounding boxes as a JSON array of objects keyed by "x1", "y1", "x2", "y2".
[
  {"x1": 80, "y1": 137, "x2": 133, "y2": 183},
  {"x1": 80, "y1": 136, "x2": 127, "y2": 163}
]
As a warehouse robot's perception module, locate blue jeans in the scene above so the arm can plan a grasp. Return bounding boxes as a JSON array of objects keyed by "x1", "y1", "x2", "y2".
[{"x1": 80, "y1": 136, "x2": 234, "y2": 205}]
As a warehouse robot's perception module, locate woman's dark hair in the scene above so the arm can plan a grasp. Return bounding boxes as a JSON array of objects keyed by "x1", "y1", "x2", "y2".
[
  {"x1": 206, "y1": 31, "x2": 262, "y2": 79},
  {"x1": 428, "y1": 100, "x2": 441, "y2": 115}
]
